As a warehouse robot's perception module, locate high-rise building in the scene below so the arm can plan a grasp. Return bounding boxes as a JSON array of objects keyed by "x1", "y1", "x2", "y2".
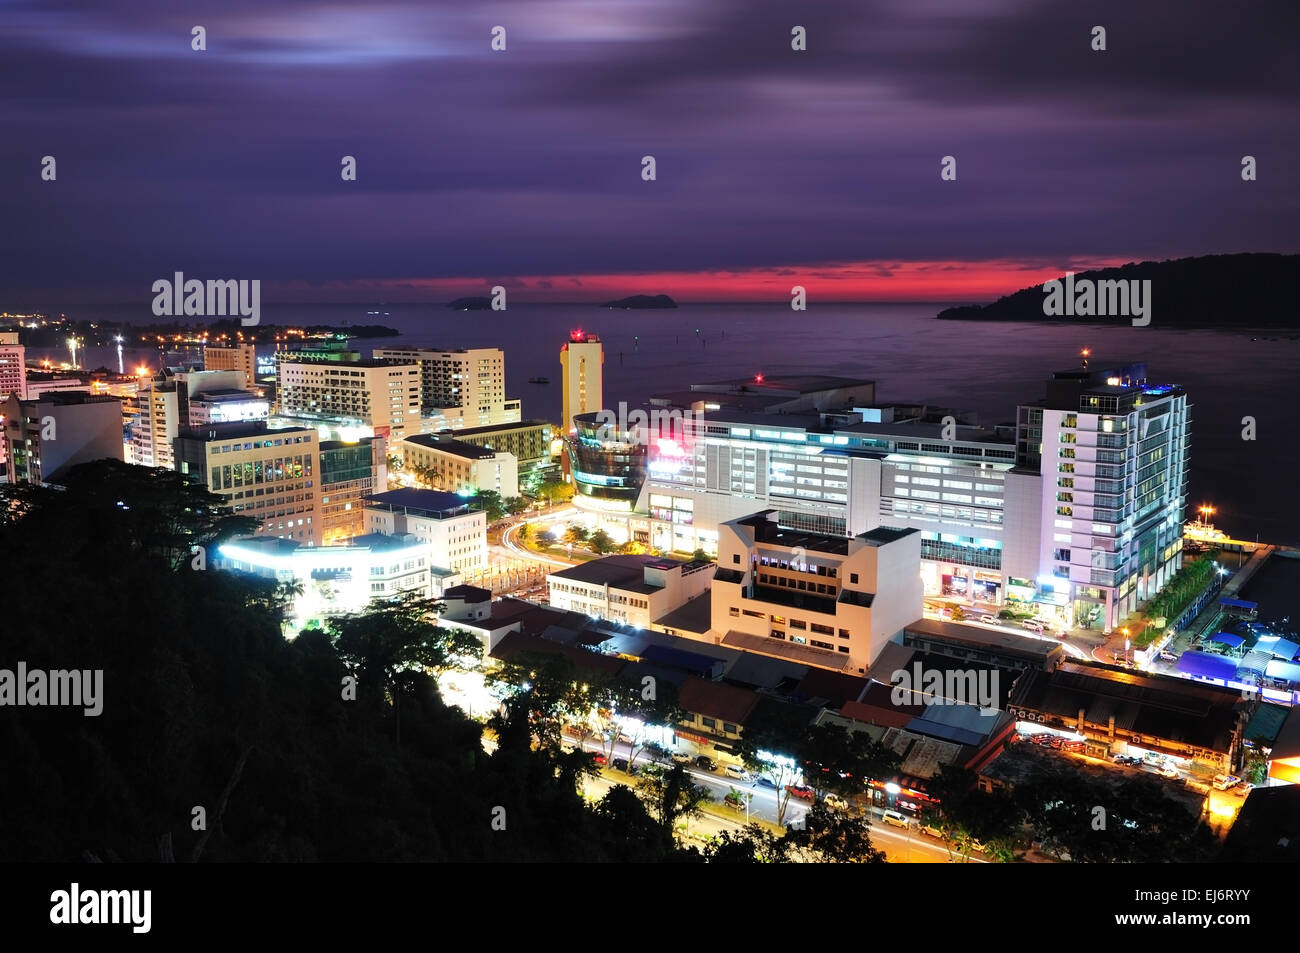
[
  {"x1": 203, "y1": 343, "x2": 257, "y2": 391},
  {"x1": 276, "y1": 359, "x2": 421, "y2": 442},
  {"x1": 319, "y1": 436, "x2": 387, "y2": 544},
  {"x1": 1016, "y1": 361, "x2": 1189, "y2": 631},
  {"x1": 2, "y1": 391, "x2": 124, "y2": 484},
  {"x1": 371, "y1": 346, "x2": 521, "y2": 427},
  {"x1": 560, "y1": 330, "x2": 603, "y2": 435},
  {"x1": 0, "y1": 331, "x2": 27, "y2": 400},
  {"x1": 173, "y1": 421, "x2": 322, "y2": 546}
]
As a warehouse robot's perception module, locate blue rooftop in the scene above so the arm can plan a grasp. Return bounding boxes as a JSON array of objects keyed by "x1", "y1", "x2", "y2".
[{"x1": 1177, "y1": 651, "x2": 1239, "y2": 681}]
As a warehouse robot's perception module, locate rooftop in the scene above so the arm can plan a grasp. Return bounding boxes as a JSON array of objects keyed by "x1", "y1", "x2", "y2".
[
  {"x1": 858, "y1": 526, "x2": 917, "y2": 546},
  {"x1": 405, "y1": 433, "x2": 501, "y2": 459},
  {"x1": 549, "y1": 554, "x2": 687, "y2": 590},
  {"x1": 1008, "y1": 660, "x2": 1245, "y2": 754},
  {"x1": 677, "y1": 676, "x2": 762, "y2": 725},
  {"x1": 735, "y1": 512, "x2": 850, "y2": 555},
  {"x1": 443, "y1": 584, "x2": 492, "y2": 603},
  {"x1": 903, "y1": 618, "x2": 1063, "y2": 661},
  {"x1": 653, "y1": 591, "x2": 713, "y2": 635},
  {"x1": 446, "y1": 420, "x2": 551, "y2": 438},
  {"x1": 178, "y1": 421, "x2": 313, "y2": 441},
  {"x1": 364, "y1": 487, "x2": 477, "y2": 517}
]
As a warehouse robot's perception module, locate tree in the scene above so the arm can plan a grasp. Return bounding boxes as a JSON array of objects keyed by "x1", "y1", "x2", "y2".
[
  {"x1": 705, "y1": 823, "x2": 794, "y2": 863},
  {"x1": 504, "y1": 496, "x2": 530, "y2": 517},
  {"x1": 563, "y1": 524, "x2": 590, "y2": 546},
  {"x1": 691, "y1": 548, "x2": 714, "y2": 563},
  {"x1": 734, "y1": 702, "x2": 811, "y2": 825},
  {"x1": 472, "y1": 490, "x2": 505, "y2": 523},
  {"x1": 635, "y1": 764, "x2": 711, "y2": 838},
  {"x1": 620, "y1": 540, "x2": 647, "y2": 555},
  {"x1": 589, "y1": 529, "x2": 615, "y2": 554},
  {"x1": 326, "y1": 592, "x2": 461, "y2": 747},
  {"x1": 950, "y1": 605, "x2": 968, "y2": 622},
  {"x1": 486, "y1": 651, "x2": 595, "y2": 758},
  {"x1": 538, "y1": 479, "x2": 575, "y2": 505},
  {"x1": 791, "y1": 800, "x2": 886, "y2": 863}
]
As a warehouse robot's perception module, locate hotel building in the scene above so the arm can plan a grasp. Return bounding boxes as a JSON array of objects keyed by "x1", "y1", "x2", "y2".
[
  {"x1": 277, "y1": 359, "x2": 421, "y2": 442},
  {"x1": 1016, "y1": 361, "x2": 1190, "y2": 631},
  {"x1": 319, "y1": 436, "x2": 387, "y2": 544},
  {"x1": 371, "y1": 346, "x2": 521, "y2": 427},
  {"x1": 2, "y1": 390, "x2": 123, "y2": 484},
  {"x1": 400, "y1": 433, "x2": 519, "y2": 498},
  {"x1": 203, "y1": 343, "x2": 258, "y2": 391}
]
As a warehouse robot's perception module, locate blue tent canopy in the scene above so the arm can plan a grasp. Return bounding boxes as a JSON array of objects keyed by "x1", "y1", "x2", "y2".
[
  {"x1": 1208, "y1": 632, "x2": 1245, "y2": 648},
  {"x1": 1177, "y1": 651, "x2": 1239, "y2": 681},
  {"x1": 1219, "y1": 598, "x2": 1259, "y2": 611}
]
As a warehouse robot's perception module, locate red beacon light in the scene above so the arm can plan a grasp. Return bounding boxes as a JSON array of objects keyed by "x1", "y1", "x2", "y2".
[{"x1": 755, "y1": 373, "x2": 764, "y2": 384}]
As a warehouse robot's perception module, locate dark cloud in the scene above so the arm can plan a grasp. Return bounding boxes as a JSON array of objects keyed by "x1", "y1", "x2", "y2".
[{"x1": 0, "y1": 0, "x2": 1296, "y2": 305}]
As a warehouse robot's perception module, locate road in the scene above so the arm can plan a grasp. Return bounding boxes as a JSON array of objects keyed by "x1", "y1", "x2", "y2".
[{"x1": 574, "y1": 740, "x2": 982, "y2": 862}]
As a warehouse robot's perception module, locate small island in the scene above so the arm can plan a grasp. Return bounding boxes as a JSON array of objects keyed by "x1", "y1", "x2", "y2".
[
  {"x1": 446, "y1": 296, "x2": 493, "y2": 310},
  {"x1": 600, "y1": 294, "x2": 677, "y2": 309}
]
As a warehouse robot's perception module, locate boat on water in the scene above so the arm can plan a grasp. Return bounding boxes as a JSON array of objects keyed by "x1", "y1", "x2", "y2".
[{"x1": 528, "y1": 376, "x2": 550, "y2": 384}]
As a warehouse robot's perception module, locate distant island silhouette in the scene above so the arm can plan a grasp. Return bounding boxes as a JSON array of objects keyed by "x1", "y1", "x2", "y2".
[
  {"x1": 447, "y1": 296, "x2": 493, "y2": 310},
  {"x1": 936, "y1": 253, "x2": 1298, "y2": 328},
  {"x1": 600, "y1": 294, "x2": 677, "y2": 309}
]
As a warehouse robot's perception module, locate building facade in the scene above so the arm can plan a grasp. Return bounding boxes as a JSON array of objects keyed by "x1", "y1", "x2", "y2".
[
  {"x1": 2, "y1": 391, "x2": 123, "y2": 484},
  {"x1": 362, "y1": 488, "x2": 488, "y2": 574},
  {"x1": 1017, "y1": 362, "x2": 1190, "y2": 631},
  {"x1": 371, "y1": 346, "x2": 520, "y2": 426},
  {"x1": 400, "y1": 433, "x2": 519, "y2": 497},
  {"x1": 547, "y1": 554, "x2": 714, "y2": 628},
  {"x1": 560, "y1": 330, "x2": 603, "y2": 435},
  {"x1": 277, "y1": 359, "x2": 421, "y2": 442},
  {"x1": 173, "y1": 421, "x2": 322, "y2": 546},
  {"x1": 203, "y1": 343, "x2": 258, "y2": 391},
  {"x1": 319, "y1": 436, "x2": 387, "y2": 544},
  {"x1": 711, "y1": 511, "x2": 924, "y2": 675}
]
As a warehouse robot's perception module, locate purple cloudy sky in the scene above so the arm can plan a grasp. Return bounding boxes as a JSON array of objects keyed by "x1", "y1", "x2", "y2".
[{"x1": 1, "y1": 0, "x2": 1297, "y2": 305}]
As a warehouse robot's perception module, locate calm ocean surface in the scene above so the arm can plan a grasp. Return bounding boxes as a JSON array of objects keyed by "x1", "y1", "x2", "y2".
[{"x1": 32, "y1": 302, "x2": 1300, "y2": 546}]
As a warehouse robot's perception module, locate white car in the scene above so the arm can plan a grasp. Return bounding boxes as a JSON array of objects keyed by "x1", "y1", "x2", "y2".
[
  {"x1": 881, "y1": 810, "x2": 911, "y2": 829},
  {"x1": 823, "y1": 793, "x2": 849, "y2": 811},
  {"x1": 1157, "y1": 764, "x2": 1179, "y2": 780},
  {"x1": 723, "y1": 763, "x2": 752, "y2": 781},
  {"x1": 980, "y1": 614, "x2": 1000, "y2": 625},
  {"x1": 1021, "y1": 619, "x2": 1045, "y2": 633},
  {"x1": 1212, "y1": 774, "x2": 1240, "y2": 791},
  {"x1": 1159, "y1": 650, "x2": 1177, "y2": 662}
]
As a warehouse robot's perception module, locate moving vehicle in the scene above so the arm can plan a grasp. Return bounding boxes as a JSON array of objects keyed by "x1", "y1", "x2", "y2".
[
  {"x1": 1212, "y1": 774, "x2": 1240, "y2": 791},
  {"x1": 752, "y1": 776, "x2": 778, "y2": 790},
  {"x1": 1021, "y1": 619, "x2": 1045, "y2": 633},
  {"x1": 980, "y1": 614, "x2": 1000, "y2": 625},
  {"x1": 723, "y1": 763, "x2": 752, "y2": 781},
  {"x1": 1157, "y1": 764, "x2": 1179, "y2": 780},
  {"x1": 786, "y1": 785, "x2": 815, "y2": 801},
  {"x1": 823, "y1": 793, "x2": 849, "y2": 811},
  {"x1": 881, "y1": 810, "x2": 911, "y2": 829},
  {"x1": 1159, "y1": 650, "x2": 1177, "y2": 662}
]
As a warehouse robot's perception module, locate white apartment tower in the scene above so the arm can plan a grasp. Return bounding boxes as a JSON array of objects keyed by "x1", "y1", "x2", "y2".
[
  {"x1": 277, "y1": 359, "x2": 421, "y2": 442},
  {"x1": 1016, "y1": 361, "x2": 1189, "y2": 632},
  {"x1": 371, "y1": 346, "x2": 520, "y2": 428}
]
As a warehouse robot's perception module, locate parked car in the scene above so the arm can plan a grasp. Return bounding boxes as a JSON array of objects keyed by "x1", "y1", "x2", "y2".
[
  {"x1": 1061, "y1": 740, "x2": 1085, "y2": 752},
  {"x1": 694, "y1": 755, "x2": 718, "y2": 772},
  {"x1": 786, "y1": 785, "x2": 815, "y2": 801},
  {"x1": 881, "y1": 810, "x2": 911, "y2": 829},
  {"x1": 1021, "y1": 619, "x2": 1045, "y2": 633},
  {"x1": 1159, "y1": 650, "x2": 1178, "y2": 662},
  {"x1": 823, "y1": 793, "x2": 849, "y2": 811},
  {"x1": 671, "y1": 752, "x2": 691, "y2": 764},
  {"x1": 980, "y1": 614, "x2": 1000, "y2": 625},
  {"x1": 1212, "y1": 773, "x2": 1240, "y2": 791},
  {"x1": 1234, "y1": 782, "x2": 1255, "y2": 796},
  {"x1": 723, "y1": 763, "x2": 752, "y2": 781},
  {"x1": 612, "y1": 757, "x2": 637, "y2": 774},
  {"x1": 921, "y1": 823, "x2": 947, "y2": 839},
  {"x1": 591, "y1": 752, "x2": 607, "y2": 766},
  {"x1": 723, "y1": 792, "x2": 745, "y2": 810},
  {"x1": 1157, "y1": 764, "x2": 1179, "y2": 780}
]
